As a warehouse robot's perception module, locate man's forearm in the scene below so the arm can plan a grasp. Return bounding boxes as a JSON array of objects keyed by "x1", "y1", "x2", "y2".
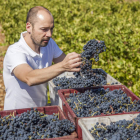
[
  {"x1": 26, "y1": 62, "x2": 64, "y2": 86},
  {"x1": 13, "y1": 52, "x2": 81, "y2": 86}
]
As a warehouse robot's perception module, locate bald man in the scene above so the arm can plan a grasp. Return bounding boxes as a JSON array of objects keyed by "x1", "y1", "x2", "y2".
[{"x1": 3, "y1": 6, "x2": 82, "y2": 110}]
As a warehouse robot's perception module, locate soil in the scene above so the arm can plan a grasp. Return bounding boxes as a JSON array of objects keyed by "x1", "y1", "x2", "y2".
[{"x1": 0, "y1": 25, "x2": 8, "y2": 111}]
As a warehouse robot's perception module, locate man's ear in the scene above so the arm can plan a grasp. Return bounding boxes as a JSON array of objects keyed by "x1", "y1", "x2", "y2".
[{"x1": 26, "y1": 22, "x2": 32, "y2": 34}]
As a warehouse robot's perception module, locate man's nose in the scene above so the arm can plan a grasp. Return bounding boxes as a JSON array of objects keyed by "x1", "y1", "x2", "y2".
[{"x1": 45, "y1": 29, "x2": 52, "y2": 37}]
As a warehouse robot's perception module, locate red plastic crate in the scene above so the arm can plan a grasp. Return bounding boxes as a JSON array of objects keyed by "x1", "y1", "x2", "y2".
[
  {"x1": 58, "y1": 85, "x2": 140, "y2": 140},
  {"x1": 38, "y1": 137, "x2": 79, "y2": 140},
  {"x1": 0, "y1": 106, "x2": 78, "y2": 140}
]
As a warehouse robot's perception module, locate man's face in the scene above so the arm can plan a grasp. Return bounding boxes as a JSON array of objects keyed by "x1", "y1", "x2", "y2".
[{"x1": 30, "y1": 11, "x2": 54, "y2": 47}]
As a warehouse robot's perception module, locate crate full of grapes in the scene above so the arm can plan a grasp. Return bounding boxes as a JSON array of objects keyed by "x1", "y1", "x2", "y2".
[
  {"x1": 48, "y1": 72, "x2": 75, "y2": 109},
  {"x1": 78, "y1": 113, "x2": 140, "y2": 140},
  {"x1": 48, "y1": 69, "x2": 121, "y2": 109},
  {"x1": 0, "y1": 106, "x2": 78, "y2": 140},
  {"x1": 58, "y1": 85, "x2": 140, "y2": 139}
]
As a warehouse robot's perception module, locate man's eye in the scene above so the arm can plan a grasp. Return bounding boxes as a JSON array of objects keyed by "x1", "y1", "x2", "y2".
[
  {"x1": 41, "y1": 29, "x2": 48, "y2": 31},
  {"x1": 41, "y1": 28, "x2": 53, "y2": 31},
  {"x1": 42, "y1": 29, "x2": 47, "y2": 31}
]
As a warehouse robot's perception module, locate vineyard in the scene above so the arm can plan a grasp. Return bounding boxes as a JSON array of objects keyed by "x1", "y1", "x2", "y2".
[
  {"x1": 0, "y1": 0, "x2": 140, "y2": 96},
  {"x1": 1, "y1": 1, "x2": 140, "y2": 139}
]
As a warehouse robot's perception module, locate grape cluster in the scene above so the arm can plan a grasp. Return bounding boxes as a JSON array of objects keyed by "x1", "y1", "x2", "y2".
[
  {"x1": 0, "y1": 108, "x2": 75, "y2": 140},
  {"x1": 76, "y1": 58, "x2": 93, "y2": 79},
  {"x1": 74, "y1": 39, "x2": 106, "y2": 79},
  {"x1": 53, "y1": 39, "x2": 108, "y2": 88},
  {"x1": 89, "y1": 114, "x2": 140, "y2": 140},
  {"x1": 66, "y1": 88, "x2": 140, "y2": 117},
  {"x1": 81, "y1": 39, "x2": 106, "y2": 61},
  {"x1": 53, "y1": 69, "x2": 107, "y2": 90}
]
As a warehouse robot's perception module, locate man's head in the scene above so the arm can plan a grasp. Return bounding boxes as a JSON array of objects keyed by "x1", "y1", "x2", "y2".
[{"x1": 26, "y1": 6, "x2": 54, "y2": 47}]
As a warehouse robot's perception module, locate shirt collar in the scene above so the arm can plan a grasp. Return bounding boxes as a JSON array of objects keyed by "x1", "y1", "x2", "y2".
[{"x1": 19, "y1": 31, "x2": 45, "y2": 58}]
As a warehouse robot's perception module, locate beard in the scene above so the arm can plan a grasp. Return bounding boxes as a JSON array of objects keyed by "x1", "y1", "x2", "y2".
[{"x1": 31, "y1": 33, "x2": 50, "y2": 47}]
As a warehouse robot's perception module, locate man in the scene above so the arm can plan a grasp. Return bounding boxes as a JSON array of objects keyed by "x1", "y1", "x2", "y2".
[{"x1": 3, "y1": 6, "x2": 82, "y2": 110}]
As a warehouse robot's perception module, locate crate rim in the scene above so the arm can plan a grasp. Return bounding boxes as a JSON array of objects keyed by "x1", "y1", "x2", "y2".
[
  {"x1": 58, "y1": 85, "x2": 140, "y2": 120},
  {"x1": 78, "y1": 113, "x2": 140, "y2": 140}
]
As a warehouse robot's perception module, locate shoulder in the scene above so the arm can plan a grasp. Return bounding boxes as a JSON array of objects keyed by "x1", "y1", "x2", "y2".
[
  {"x1": 4, "y1": 42, "x2": 27, "y2": 62},
  {"x1": 48, "y1": 38, "x2": 58, "y2": 46},
  {"x1": 6, "y1": 41, "x2": 25, "y2": 55},
  {"x1": 49, "y1": 38, "x2": 56, "y2": 43},
  {"x1": 43, "y1": 38, "x2": 59, "y2": 52}
]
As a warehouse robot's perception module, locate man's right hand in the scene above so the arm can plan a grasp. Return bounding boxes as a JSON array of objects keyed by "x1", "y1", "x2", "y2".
[{"x1": 60, "y1": 52, "x2": 82, "y2": 72}]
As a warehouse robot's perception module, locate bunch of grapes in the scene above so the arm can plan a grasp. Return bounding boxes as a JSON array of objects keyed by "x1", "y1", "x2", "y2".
[
  {"x1": 53, "y1": 69, "x2": 107, "y2": 90},
  {"x1": 81, "y1": 39, "x2": 106, "y2": 61},
  {"x1": 89, "y1": 114, "x2": 140, "y2": 140},
  {"x1": 53, "y1": 39, "x2": 108, "y2": 89},
  {"x1": 66, "y1": 88, "x2": 140, "y2": 117},
  {"x1": 74, "y1": 39, "x2": 106, "y2": 78},
  {"x1": 0, "y1": 108, "x2": 75, "y2": 140}
]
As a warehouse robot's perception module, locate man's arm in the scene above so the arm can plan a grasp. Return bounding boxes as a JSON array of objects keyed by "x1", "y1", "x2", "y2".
[
  {"x1": 13, "y1": 52, "x2": 81, "y2": 86},
  {"x1": 53, "y1": 52, "x2": 66, "y2": 64}
]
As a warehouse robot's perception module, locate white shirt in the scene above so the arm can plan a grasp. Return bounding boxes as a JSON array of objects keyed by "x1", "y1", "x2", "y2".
[{"x1": 3, "y1": 31, "x2": 63, "y2": 110}]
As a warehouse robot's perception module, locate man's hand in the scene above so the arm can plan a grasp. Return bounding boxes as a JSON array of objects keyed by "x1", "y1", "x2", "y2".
[{"x1": 61, "y1": 52, "x2": 82, "y2": 72}]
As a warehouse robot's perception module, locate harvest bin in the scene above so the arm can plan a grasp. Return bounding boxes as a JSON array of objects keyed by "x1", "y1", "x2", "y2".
[
  {"x1": 58, "y1": 85, "x2": 140, "y2": 140},
  {"x1": 0, "y1": 106, "x2": 78, "y2": 140},
  {"x1": 48, "y1": 69, "x2": 121, "y2": 108},
  {"x1": 48, "y1": 72, "x2": 75, "y2": 109},
  {"x1": 78, "y1": 113, "x2": 140, "y2": 140}
]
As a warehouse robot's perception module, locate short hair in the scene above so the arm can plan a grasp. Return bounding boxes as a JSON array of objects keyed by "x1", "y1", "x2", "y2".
[{"x1": 26, "y1": 6, "x2": 52, "y2": 26}]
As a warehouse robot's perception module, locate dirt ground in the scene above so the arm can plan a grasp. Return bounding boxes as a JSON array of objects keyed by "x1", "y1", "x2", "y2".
[{"x1": 0, "y1": 25, "x2": 8, "y2": 111}]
